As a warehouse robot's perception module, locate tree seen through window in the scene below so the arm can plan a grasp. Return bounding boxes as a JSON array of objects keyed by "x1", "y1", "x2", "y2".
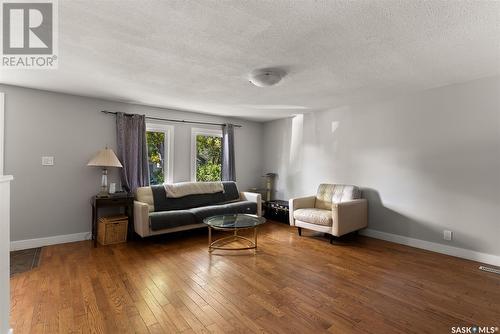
[
  {"x1": 196, "y1": 135, "x2": 222, "y2": 182},
  {"x1": 147, "y1": 131, "x2": 165, "y2": 185}
]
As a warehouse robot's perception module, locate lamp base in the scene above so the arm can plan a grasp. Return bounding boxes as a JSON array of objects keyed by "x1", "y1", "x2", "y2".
[
  {"x1": 97, "y1": 168, "x2": 109, "y2": 198},
  {"x1": 96, "y1": 191, "x2": 110, "y2": 198}
]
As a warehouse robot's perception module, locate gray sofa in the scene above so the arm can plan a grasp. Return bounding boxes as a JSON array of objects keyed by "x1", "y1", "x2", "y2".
[{"x1": 133, "y1": 181, "x2": 262, "y2": 237}]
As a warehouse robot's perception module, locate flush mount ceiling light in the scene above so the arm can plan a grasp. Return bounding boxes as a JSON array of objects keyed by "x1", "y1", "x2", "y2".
[{"x1": 248, "y1": 68, "x2": 286, "y2": 87}]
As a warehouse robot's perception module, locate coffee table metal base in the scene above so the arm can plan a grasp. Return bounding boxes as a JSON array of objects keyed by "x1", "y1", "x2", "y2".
[{"x1": 208, "y1": 226, "x2": 258, "y2": 252}]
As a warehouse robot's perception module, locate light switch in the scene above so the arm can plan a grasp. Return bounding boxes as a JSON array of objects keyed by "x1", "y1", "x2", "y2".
[
  {"x1": 41, "y1": 156, "x2": 54, "y2": 166},
  {"x1": 443, "y1": 230, "x2": 453, "y2": 241}
]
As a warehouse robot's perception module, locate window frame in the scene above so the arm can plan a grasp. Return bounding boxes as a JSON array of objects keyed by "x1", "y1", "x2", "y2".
[
  {"x1": 190, "y1": 127, "x2": 223, "y2": 182},
  {"x1": 146, "y1": 122, "x2": 174, "y2": 184}
]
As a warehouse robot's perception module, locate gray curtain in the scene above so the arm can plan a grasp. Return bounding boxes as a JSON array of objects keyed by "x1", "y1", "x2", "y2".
[
  {"x1": 222, "y1": 124, "x2": 236, "y2": 181},
  {"x1": 116, "y1": 113, "x2": 149, "y2": 192}
]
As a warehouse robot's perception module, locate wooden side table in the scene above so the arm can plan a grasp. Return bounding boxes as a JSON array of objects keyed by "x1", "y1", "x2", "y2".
[{"x1": 91, "y1": 193, "x2": 134, "y2": 247}]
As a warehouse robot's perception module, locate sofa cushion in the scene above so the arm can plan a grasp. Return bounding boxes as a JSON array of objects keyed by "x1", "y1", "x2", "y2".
[
  {"x1": 149, "y1": 210, "x2": 198, "y2": 231},
  {"x1": 315, "y1": 184, "x2": 361, "y2": 210},
  {"x1": 189, "y1": 201, "x2": 257, "y2": 221},
  {"x1": 149, "y1": 200, "x2": 258, "y2": 231},
  {"x1": 293, "y1": 208, "x2": 332, "y2": 226},
  {"x1": 151, "y1": 181, "x2": 240, "y2": 212}
]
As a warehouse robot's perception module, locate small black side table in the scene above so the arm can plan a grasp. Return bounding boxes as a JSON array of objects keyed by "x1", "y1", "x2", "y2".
[
  {"x1": 91, "y1": 193, "x2": 134, "y2": 247},
  {"x1": 263, "y1": 200, "x2": 290, "y2": 224}
]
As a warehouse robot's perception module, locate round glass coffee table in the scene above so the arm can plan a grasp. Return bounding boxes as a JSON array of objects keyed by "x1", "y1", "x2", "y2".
[{"x1": 203, "y1": 214, "x2": 266, "y2": 252}]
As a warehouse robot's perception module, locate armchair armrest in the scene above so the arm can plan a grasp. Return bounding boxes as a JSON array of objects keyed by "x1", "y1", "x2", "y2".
[
  {"x1": 332, "y1": 199, "x2": 368, "y2": 236},
  {"x1": 288, "y1": 196, "x2": 316, "y2": 226},
  {"x1": 134, "y1": 200, "x2": 151, "y2": 237},
  {"x1": 240, "y1": 192, "x2": 262, "y2": 217}
]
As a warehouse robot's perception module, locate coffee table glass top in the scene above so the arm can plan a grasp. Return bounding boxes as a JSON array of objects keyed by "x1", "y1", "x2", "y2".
[{"x1": 203, "y1": 214, "x2": 266, "y2": 229}]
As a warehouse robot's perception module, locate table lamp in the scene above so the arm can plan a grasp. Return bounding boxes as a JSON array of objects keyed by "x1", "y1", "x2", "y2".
[{"x1": 87, "y1": 148, "x2": 123, "y2": 197}]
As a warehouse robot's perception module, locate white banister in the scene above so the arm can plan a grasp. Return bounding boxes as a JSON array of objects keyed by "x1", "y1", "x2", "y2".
[{"x1": 0, "y1": 176, "x2": 13, "y2": 334}]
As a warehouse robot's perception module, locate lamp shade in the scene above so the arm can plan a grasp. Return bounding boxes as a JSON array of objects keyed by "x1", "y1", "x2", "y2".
[{"x1": 87, "y1": 148, "x2": 123, "y2": 168}]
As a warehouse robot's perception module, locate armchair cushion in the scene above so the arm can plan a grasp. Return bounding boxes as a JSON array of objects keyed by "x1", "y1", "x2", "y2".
[
  {"x1": 293, "y1": 208, "x2": 332, "y2": 226},
  {"x1": 315, "y1": 184, "x2": 361, "y2": 210}
]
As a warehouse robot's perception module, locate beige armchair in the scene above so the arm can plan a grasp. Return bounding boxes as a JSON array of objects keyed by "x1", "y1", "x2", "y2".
[{"x1": 289, "y1": 184, "x2": 367, "y2": 242}]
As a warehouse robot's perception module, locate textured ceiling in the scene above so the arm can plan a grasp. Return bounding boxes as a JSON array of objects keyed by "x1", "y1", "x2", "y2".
[{"x1": 1, "y1": 0, "x2": 499, "y2": 121}]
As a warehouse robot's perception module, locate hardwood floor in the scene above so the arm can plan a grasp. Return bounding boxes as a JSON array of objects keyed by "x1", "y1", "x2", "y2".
[{"x1": 10, "y1": 222, "x2": 500, "y2": 334}]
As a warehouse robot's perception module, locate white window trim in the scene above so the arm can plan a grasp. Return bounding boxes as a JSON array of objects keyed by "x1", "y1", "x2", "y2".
[
  {"x1": 146, "y1": 122, "x2": 174, "y2": 184},
  {"x1": 190, "y1": 127, "x2": 223, "y2": 182}
]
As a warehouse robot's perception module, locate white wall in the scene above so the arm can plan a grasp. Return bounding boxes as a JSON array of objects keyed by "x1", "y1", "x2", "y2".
[
  {"x1": 263, "y1": 76, "x2": 500, "y2": 256},
  {"x1": 2, "y1": 84, "x2": 263, "y2": 242}
]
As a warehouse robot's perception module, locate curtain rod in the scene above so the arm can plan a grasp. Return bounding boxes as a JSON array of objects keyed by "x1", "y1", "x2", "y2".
[{"x1": 101, "y1": 110, "x2": 242, "y2": 128}]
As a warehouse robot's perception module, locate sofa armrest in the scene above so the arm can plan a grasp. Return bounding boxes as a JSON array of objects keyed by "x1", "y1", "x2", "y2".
[
  {"x1": 331, "y1": 199, "x2": 368, "y2": 236},
  {"x1": 288, "y1": 196, "x2": 316, "y2": 226},
  {"x1": 240, "y1": 192, "x2": 262, "y2": 217},
  {"x1": 134, "y1": 200, "x2": 151, "y2": 237}
]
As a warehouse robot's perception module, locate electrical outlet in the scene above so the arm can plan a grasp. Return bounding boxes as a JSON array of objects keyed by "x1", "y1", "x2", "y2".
[
  {"x1": 41, "y1": 156, "x2": 54, "y2": 166},
  {"x1": 443, "y1": 230, "x2": 453, "y2": 241}
]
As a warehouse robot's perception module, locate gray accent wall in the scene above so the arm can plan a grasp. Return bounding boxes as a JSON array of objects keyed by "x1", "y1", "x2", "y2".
[
  {"x1": 262, "y1": 76, "x2": 500, "y2": 256},
  {"x1": 2, "y1": 84, "x2": 263, "y2": 242}
]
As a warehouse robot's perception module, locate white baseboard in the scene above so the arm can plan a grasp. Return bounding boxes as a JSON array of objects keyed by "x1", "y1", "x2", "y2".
[
  {"x1": 10, "y1": 232, "x2": 91, "y2": 251},
  {"x1": 359, "y1": 228, "x2": 500, "y2": 267}
]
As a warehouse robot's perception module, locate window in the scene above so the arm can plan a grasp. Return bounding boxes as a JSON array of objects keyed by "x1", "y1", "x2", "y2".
[
  {"x1": 191, "y1": 128, "x2": 223, "y2": 182},
  {"x1": 146, "y1": 123, "x2": 174, "y2": 185}
]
